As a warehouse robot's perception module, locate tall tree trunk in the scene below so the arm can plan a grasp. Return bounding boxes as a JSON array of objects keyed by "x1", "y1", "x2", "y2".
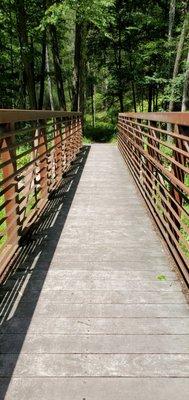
[
  {"x1": 129, "y1": 56, "x2": 137, "y2": 112},
  {"x1": 169, "y1": 14, "x2": 189, "y2": 111},
  {"x1": 155, "y1": 89, "x2": 159, "y2": 111},
  {"x1": 182, "y1": 48, "x2": 189, "y2": 110},
  {"x1": 9, "y1": 7, "x2": 14, "y2": 108},
  {"x1": 114, "y1": 0, "x2": 124, "y2": 112},
  {"x1": 67, "y1": 77, "x2": 73, "y2": 104},
  {"x1": 131, "y1": 81, "x2": 137, "y2": 112},
  {"x1": 46, "y1": 45, "x2": 54, "y2": 111},
  {"x1": 141, "y1": 90, "x2": 144, "y2": 112},
  {"x1": 38, "y1": 31, "x2": 46, "y2": 110},
  {"x1": 72, "y1": 20, "x2": 88, "y2": 113},
  {"x1": 91, "y1": 83, "x2": 96, "y2": 127},
  {"x1": 72, "y1": 21, "x2": 81, "y2": 111},
  {"x1": 168, "y1": 0, "x2": 176, "y2": 42},
  {"x1": 16, "y1": 0, "x2": 37, "y2": 109},
  {"x1": 49, "y1": 25, "x2": 66, "y2": 110},
  {"x1": 118, "y1": 26, "x2": 124, "y2": 112},
  {"x1": 128, "y1": 37, "x2": 137, "y2": 112},
  {"x1": 148, "y1": 84, "x2": 153, "y2": 112},
  {"x1": 18, "y1": 70, "x2": 27, "y2": 109}
]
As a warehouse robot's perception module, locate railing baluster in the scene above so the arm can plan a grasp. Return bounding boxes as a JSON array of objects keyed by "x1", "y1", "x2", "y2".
[
  {"x1": 1, "y1": 123, "x2": 19, "y2": 243},
  {"x1": 38, "y1": 122, "x2": 48, "y2": 199},
  {"x1": 54, "y1": 117, "x2": 63, "y2": 185},
  {"x1": 65, "y1": 117, "x2": 70, "y2": 170}
]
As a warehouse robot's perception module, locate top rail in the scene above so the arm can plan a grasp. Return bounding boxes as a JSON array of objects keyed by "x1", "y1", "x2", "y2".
[
  {"x1": 119, "y1": 112, "x2": 189, "y2": 126},
  {"x1": 0, "y1": 109, "x2": 82, "y2": 124},
  {"x1": 118, "y1": 112, "x2": 189, "y2": 285}
]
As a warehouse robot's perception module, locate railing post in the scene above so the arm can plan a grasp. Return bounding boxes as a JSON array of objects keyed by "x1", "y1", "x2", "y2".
[
  {"x1": 69, "y1": 116, "x2": 74, "y2": 162},
  {"x1": 38, "y1": 122, "x2": 48, "y2": 199},
  {"x1": 62, "y1": 119, "x2": 67, "y2": 173},
  {"x1": 54, "y1": 117, "x2": 63, "y2": 185},
  {"x1": 78, "y1": 115, "x2": 83, "y2": 150},
  {"x1": 72, "y1": 116, "x2": 77, "y2": 157},
  {"x1": 64, "y1": 118, "x2": 69, "y2": 171},
  {"x1": 0, "y1": 123, "x2": 19, "y2": 244},
  {"x1": 74, "y1": 116, "x2": 79, "y2": 156},
  {"x1": 65, "y1": 117, "x2": 72, "y2": 169}
]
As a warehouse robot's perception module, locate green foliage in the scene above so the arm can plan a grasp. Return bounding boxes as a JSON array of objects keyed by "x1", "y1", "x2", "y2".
[
  {"x1": 84, "y1": 112, "x2": 116, "y2": 143},
  {"x1": 0, "y1": 0, "x2": 189, "y2": 112},
  {"x1": 41, "y1": 0, "x2": 114, "y2": 31},
  {"x1": 156, "y1": 274, "x2": 167, "y2": 281},
  {"x1": 163, "y1": 73, "x2": 185, "y2": 104},
  {"x1": 84, "y1": 122, "x2": 116, "y2": 143}
]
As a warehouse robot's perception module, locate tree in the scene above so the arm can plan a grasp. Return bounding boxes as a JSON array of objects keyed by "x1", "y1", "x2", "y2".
[
  {"x1": 72, "y1": 18, "x2": 88, "y2": 112},
  {"x1": 16, "y1": 0, "x2": 37, "y2": 109},
  {"x1": 169, "y1": 11, "x2": 189, "y2": 111},
  {"x1": 182, "y1": 48, "x2": 189, "y2": 110},
  {"x1": 49, "y1": 24, "x2": 67, "y2": 110},
  {"x1": 168, "y1": 0, "x2": 176, "y2": 42},
  {"x1": 0, "y1": 0, "x2": 189, "y2": 115}
]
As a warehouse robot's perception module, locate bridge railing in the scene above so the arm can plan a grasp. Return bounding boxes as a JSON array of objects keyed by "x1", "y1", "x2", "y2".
[
  {"x1": 118, "y1": 112, "x2": 189, "y2": 284},
  {"x1": 0, "y1": 110, "x2": 82, "y2": 280}
]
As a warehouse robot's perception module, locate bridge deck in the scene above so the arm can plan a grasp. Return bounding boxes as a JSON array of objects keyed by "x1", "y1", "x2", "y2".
[{"x1": 0, "y1": 144, "x2": 189, "y2": 399}]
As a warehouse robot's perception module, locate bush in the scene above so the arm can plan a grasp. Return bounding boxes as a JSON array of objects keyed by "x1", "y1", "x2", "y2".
[{"x1": 84, "y1": 122, "x2": 116, "y2": 143}]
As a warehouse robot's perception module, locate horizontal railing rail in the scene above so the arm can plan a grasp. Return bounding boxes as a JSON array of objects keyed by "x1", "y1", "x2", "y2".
[
  {"x1": 0, "y1": 109, "x2": 82, "y2": 280},
  {"x1": 118, "y1": 112, "x2": 189, "y2": 284}
]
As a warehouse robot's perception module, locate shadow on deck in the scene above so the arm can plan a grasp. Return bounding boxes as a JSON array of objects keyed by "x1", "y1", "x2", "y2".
[
  {"x1": 0, "y1": 143, "x2": 189, "y2": 400},
  {"x1": 0, "y1": 145, "x2": 90, "y2": 399}
]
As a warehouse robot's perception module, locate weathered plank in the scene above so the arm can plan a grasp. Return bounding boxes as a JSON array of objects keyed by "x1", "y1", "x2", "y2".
[{"x1": 0, "y1": 144, "x2": 188, "y2": 399}]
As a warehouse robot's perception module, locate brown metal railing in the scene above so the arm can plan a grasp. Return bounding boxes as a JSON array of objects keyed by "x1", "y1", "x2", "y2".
[
  {"x1": 118, "y1": 112, "x2": 189, "y2": 284},
  {"x1": 0, "y1": 110, "x2": 82, "y2": 280}
]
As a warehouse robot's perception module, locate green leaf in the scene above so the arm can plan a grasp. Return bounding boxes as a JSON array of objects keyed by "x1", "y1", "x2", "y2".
[{"x1": 156, "y1": 274, "x2": 167, "y2": 281}]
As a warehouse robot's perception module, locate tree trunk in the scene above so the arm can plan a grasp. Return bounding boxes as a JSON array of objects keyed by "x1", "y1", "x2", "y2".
[
  {"x1": 67, "y1": 77, "x2": 73, "y2": 104},
  {"x1": 141, "y1": 90, "x2": 144, "y2": 112},
  {"x1": 182, "y1": 49, "x2": 189, "y2": 111},
  {"x1": 38, "y1": 31, "x2": 46, "y2": 110},
  {"x1": 72, "y1": 20, "x2": 88, "y2": 113},
  {"x1": 131, "y1": 81, "x2": 137, "y2": 112},
  {"x1": 91, "y1": 83, "x2": 96, "y2": 127},
  {"x1": 9, "y1": 7, "x2": 14, "y2": 108},
  {"x1": 49, "y1": 25, "x2": 66, "y2": 110},
  {"x1": 16, "y1": 0, "x2": 37, "y2": 109},
  {"x1": 168, "y1": 0, "x2": 176, "y2": 42},
  {"x1": 46, "y1": 45, "x2": 54, "y2": 111},
  {"x1": 18, "y1": 70, "x2": 27, "y2": 109},
  {"x1": 169, "y1": 15, "x2": 189, "y2": 111},
  {"x1": 148, "y1": 84, "x2": 153, "y2": 112},
  {"x1": 155, "y1": 89, "x2": 159, "y2": 111},
  {"x1": 128, "y1": 53, "x2": 137, "y2": 112},
  {"x1": 72, "y1": 21, "x2": 81, "y2": 111},
  {"x1": 118, "y1": 26, "x2": 124, "y2": 112}
]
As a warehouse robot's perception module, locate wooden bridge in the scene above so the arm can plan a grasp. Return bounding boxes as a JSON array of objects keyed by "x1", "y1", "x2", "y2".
[{"x1": 0, "y1": 110, "x2": 189, "y2": 399}]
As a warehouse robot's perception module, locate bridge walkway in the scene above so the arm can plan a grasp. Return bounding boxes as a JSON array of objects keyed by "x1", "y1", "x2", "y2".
[{"x1": 0, "y1": 144, "x2": 189, "y2": 399}]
